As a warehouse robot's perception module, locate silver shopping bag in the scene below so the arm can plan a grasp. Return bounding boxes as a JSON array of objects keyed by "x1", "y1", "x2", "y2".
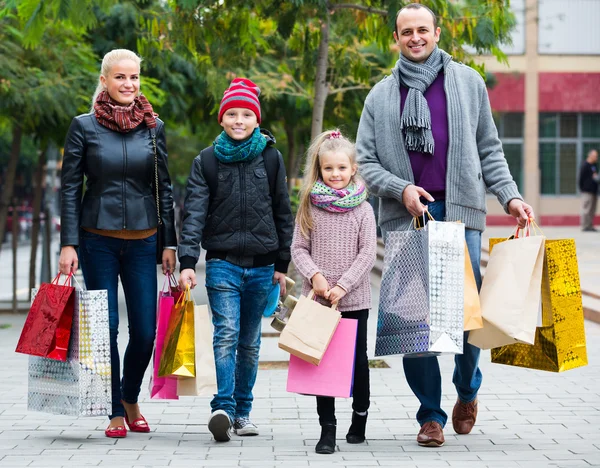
[
  {"x1": 375, "y1": 220, "x2": 465, "y2": 357},
  {"x1": 28, "y1": 285, "x2": 111, "y2": 416}
]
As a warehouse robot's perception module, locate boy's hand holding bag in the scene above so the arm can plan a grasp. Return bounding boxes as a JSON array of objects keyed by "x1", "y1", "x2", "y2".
[{"x1": 278, "y1": 290, "x2": 341, "y2": 365}]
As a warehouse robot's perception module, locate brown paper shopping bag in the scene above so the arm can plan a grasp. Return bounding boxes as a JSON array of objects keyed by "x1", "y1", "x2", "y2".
[
  {"x1": 177, "y1": 304, "x2": 217, "y2": 396},
  {"x1": 278, "y1": 290, "x2": 341, "y2": 365},
  {"x1": 464, "y1": 244, "x2": 483, "y2": 331},
  {"x1": 468, "y1": 235, "x2": 545, "y2": 349}
]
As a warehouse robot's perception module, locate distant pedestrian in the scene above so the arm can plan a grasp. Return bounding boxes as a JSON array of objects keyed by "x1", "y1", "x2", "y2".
[
  {"x1": 292, "y1": 129, "x2": 377, "y2": 454},
  {"x1": 579, "y1": 149, "x2": 599, "y2": 232},
  {"x1": 59, "y1": 49, "x2": 177, "y2": 438},
  {"x1": 178, "y1": 78, "x2": 294, "y2": 442}
]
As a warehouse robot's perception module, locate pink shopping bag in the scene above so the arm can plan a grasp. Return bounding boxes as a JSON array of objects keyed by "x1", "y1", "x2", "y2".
[
  {"x1": 287, "y1": 318, "x2": 358, "y2": 398},
  {"x1": 149, "y1": 273, "x2": 179, "y2": 399}
]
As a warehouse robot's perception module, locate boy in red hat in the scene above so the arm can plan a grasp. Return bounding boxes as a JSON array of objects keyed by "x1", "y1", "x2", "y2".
[{"x1": 178, "y1": 78, "x2": 294, "y2": 442}]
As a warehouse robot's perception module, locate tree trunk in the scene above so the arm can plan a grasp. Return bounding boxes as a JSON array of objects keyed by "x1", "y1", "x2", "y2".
[
  {"x1": 29, "y1": 145, "x2": 47, "y2": 299},
  {"x1": 311, "y1": 15, "x2": 330, "y2": 141},
  {"x1": 284, "y1": 123, "x2": 298, "y2": 189},
  {"x1": 0, "y1": 125, "x2": 23, "y2": 257},
  {"x1": 12, "y1": 201, "x2": 18, "y2": 313},
  {"x1": 293, "y1": 142, "x2": 306, "y2": 184}
]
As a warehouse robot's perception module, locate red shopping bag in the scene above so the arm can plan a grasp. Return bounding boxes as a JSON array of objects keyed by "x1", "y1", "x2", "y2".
[
  {"x1": 287, "y1": 318, "x2": 358, "y2": 398},
  {"x1": 16, "y1": 273, "x2": 75, "y2": 361},
  {"x1": 149, "y1": 273, "x2": 179, "y2": 400}
]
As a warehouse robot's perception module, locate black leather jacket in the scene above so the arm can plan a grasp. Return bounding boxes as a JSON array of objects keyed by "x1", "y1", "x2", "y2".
[
  {"x1": 178, "y1": 137, "x2": 293, "y2": 273},
  {"x1": 60, "y1": 114, "x2": 177, "y2": 247}
]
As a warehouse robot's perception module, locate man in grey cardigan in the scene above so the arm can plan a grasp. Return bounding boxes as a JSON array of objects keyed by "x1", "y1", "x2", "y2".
[{"x1": 356, "y1": 3, "x2": 534, "y2": 447}]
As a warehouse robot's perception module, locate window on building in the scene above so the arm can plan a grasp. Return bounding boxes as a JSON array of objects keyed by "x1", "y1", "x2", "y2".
[
  {"x1": 539, "y1": 113, "x2": 600, "y2": 195},
  {"x1": 538, "y1": 0, "x2": 600, "y2": 55},
  {"x1": 495, "y1": 113, "x2": 524, "y2": 192}
]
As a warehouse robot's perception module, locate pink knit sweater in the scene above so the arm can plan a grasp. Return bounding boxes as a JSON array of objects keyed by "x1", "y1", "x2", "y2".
[{"x1": 291, "y1": 202, "x2": 377, "y2": 312}]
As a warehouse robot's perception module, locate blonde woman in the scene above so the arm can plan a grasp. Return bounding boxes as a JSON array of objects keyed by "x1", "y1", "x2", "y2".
[{"x1": 58, "y1": 49, "x2": 176, "y2": 438}]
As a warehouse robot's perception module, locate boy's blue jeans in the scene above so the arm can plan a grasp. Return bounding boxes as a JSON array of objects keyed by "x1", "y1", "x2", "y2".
[
  {"x1": 78, "y1": 230, "x2": 158, "y2": 419},
  {"x1": 402, "y1": 201, "x2": 483, "y2": 428},
  {"x1": 205, "y1": 259, "x2": 274, "y2": 420}
]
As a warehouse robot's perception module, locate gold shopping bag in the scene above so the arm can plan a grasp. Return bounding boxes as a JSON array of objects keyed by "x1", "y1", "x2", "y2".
[
  {"x1": 491, "y1": 237, "x2": 588, "y2": 372},
  {"x1": 158, "y1": 286, "x2": 196, "y2": 378},
  {"x1": 464, "y1": 244, "x2": 483, "y2": 331}
]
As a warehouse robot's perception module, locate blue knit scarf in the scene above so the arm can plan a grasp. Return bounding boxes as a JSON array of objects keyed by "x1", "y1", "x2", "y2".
[{"x1": 213, "y1": 127, "x2": 267, "y2": 163}]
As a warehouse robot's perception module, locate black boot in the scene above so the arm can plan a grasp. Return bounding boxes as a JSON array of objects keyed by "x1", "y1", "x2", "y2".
[
  {"x1": 315, "y1": 424, "x2": 336, "y2": 454},
  {"x1": 346, "y1": 411, "x2": 367, "y2": 444}
]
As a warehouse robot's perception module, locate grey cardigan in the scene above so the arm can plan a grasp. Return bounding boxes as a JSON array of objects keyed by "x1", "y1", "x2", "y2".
[{"x1": 356, "y1": 58, "x2": 522, "y2": 233}]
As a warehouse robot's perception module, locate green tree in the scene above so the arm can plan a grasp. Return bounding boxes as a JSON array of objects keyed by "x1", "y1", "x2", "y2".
[
  {"x1": 0, "y1": 12, "x2": 98, "y2": 255},
  {"x1": 165, "y1": 0, "x2": 515, "y2": 139}
]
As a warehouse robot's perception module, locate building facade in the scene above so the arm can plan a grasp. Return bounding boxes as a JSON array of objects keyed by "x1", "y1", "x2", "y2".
[{"x1": 480, "y1": 0, "x2": 600, "y2": 225}]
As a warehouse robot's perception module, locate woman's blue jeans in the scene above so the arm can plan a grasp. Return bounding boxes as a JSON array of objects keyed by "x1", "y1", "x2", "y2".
[
  {"x1": 79, "y1": 230, "x2": 158, "y2": 419},
  {"x1": 205, "y1": 259, "x2": 274, "y2": 420},
  {"x1": 402, "y1": 201, "x2": 483, "y2": 428}
]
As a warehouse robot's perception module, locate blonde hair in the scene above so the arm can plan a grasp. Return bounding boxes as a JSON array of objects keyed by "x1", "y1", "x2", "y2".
[
  {"x1": 90, "y1": 49, "x2": 142, "y2": 112},
  {"x1": 296, "y1": 129, "x2": 360, "y2": 238}
]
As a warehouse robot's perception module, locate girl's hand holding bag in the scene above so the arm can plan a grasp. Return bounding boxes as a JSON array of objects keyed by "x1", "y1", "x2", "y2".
[{"x1": 278, "y1": 290, "x2": 341, "y2": 365}]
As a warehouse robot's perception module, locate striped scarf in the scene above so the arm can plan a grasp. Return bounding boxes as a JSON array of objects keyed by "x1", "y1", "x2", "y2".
[
  {"x1": 310, "y1": 179, "x2": 367, "y2": 213},
  {"x1": 213, "y1": 127, "x2": 267, "y2": 163},
  {"x1": 397, "y1": 46, "x2": 452, "y2": 155},
  {"x1": 94, "y1": 91, "x2": 157, "y2": 133}
]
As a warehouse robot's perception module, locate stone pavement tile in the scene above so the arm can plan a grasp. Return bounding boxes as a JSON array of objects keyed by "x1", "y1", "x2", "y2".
[
  {"x1": 0, "y1": 432, "x2": 28, "y2": 441},
  {"x1": 374, "y1": 462, "x2": 420, "y2": 467},
  {"x1": 0, "y1": 458, "x2": 32, "y2": 467},
  {"x1": 0, "y1": 448, "x2": 42, "y2": 456},
  {"x1": 448, "y1": 463, "x2": 520, "y2": 468},
  {"x1": 169, "y1": 461, "x2": 237, "y2": 467},
  {"x1": 477, "y1": 451, "x2": 554, "y2": 461}
]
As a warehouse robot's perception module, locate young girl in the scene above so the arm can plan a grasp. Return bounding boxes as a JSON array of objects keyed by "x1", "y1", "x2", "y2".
[{"x1": 291, "y1": 129, "x2": 377, "y2": 454}]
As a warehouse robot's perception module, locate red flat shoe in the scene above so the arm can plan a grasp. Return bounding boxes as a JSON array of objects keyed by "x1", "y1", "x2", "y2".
[
  {"x1": 105, "y1": 425, "x2": 127, "y2": 438},
  {"x1": 125, "y1": 414, "x2": 151, "y2": 433}
]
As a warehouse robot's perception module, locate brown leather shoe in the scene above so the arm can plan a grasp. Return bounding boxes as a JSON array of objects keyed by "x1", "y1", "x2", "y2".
[
  {"x1": 417, "y1": 421, "x2": 445, "y2": 447},
  {"x1": 452, "y1": 398, "x2": 478, "y2": 434}
]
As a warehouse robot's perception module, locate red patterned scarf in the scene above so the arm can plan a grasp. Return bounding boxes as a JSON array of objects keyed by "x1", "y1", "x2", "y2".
[{"x1": 94, "y1": 90, "x2": 157, "y2": 132}]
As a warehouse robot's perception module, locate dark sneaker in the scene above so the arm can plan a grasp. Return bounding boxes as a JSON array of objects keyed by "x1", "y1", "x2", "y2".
[
  {"x1": 452, "y1": 398, "x2": 478, "y2": 435},
  {"x1": 417, "y1": 421, "x2": 445, "y2": 447},
  {"x1": 233, "y1": 417, "x2": 259, "y2": 436},
  {"x1": 208, "y1": 410, "x2": 231, "y2": 442}
]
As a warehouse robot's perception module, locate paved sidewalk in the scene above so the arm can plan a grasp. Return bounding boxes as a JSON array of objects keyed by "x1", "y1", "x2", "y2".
[{"x1": 0, "y1": 227, "x2": 599, "y2": 467}]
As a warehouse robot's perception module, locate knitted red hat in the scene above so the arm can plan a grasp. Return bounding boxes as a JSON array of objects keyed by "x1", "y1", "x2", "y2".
[{"x1": 218, "y1": 78, "x2": 261, "y2": 123}]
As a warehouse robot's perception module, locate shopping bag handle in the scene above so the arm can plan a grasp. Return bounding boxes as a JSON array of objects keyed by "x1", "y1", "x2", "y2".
[
  {"x1": 510, "y1": 217, "x2": 541, "y2": 239},
  {"x1": 52, "y1": 271, "x2": 73, "y2": 286},
  {"x1": 160, "y1": 271, "x2": 171, "y2": 296},
  {"x1": 168, "y1": 272, "x2": 180, "y2": 290},
  {"x1": 70, "y1": 274, "x2": 84, "y2": 291},
  {"x1": 307, "y1": 289, "x2": 338, "y2": 311},
  {"x1": 175, "y1": 283, "x2": 191, "y2": 307},
  {"x1": 411, "y1": 210, "x2": 435, "y2": 230}
]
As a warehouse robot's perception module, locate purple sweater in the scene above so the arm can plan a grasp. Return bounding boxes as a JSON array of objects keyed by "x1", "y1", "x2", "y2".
[
  {"x1": 291, "y1": 202, "x2": 377, "y2": 312},
  {"x1": 400, "y1": 72, "x2": 448, "y2": 200}
]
